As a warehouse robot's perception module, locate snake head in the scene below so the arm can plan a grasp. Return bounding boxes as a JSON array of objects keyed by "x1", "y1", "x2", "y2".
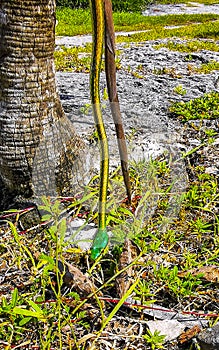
[{"x1": 91, "y1": 228, "x2": 109, "y2": 260}]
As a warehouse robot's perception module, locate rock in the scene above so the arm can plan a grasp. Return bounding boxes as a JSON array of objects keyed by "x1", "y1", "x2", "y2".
[
  {"x1": 146, "y1": 320, "x2": 185, "y2": 342},
  {"x1": 197, "y1": 324, "x2": 219, "y2": 350}
]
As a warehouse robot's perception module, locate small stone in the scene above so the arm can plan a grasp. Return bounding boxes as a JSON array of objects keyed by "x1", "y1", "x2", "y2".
[
  {"x1": 197, "y1": 324, "x2": 219, "y2": 350},
  {"x1": 146, "y1": 320, "x2": 185, "y2": 342},
  {"x1": 205, "y1": 166, "x2": 218, "y2": 175}
]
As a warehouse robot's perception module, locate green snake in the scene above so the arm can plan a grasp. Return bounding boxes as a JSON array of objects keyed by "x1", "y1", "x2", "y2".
[{"x1": 90, "y1": 0, "x2": 131, "y2": 259}]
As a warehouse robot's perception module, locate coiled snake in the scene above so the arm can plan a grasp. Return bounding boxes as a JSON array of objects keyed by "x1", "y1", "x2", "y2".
[{"x1": 90, "y1": 0, "x2": 131, "y2": 259}]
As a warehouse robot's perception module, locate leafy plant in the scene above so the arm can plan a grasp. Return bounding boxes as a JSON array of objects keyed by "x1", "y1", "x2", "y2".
[
  {"x1": 54, "y1": 45, "x2": 92, "y2": 72},
  {"x1": 154, "y1": 265, "x2": 203, "y2": 296},
  {"x1": 143, "y1": 329, "x2": 166, "y2": 350},
  {"x1": 170, "y1": 91, "x2": 219, "y2": 122},
  {"x1": 2, "y1": 2, "x2": 219, "y2": 347},
  {"x1": 173, "y1": 84, "x2": 187, "y2": 95},
  {"x1": 153, "y1": 39, "x2": 219, "y2": 53}
]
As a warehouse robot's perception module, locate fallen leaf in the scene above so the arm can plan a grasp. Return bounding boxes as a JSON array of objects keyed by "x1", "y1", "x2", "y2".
[
  {"x1": 179, "y1": 325, "x2": 201, "y2": 344},
  {"x1": 65, "y1": 261, "x2": 102, "y2": 297},
  {"x1": 115, "y1": 238, "x2": 139, "y2": 298},
  {"x1": 178, "y1": 265, "x2": 219, "y2": 283}
]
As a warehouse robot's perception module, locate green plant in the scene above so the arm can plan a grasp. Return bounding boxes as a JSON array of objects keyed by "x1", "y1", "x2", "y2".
[
  {"x1": 154, "y1": 265, "x2": 203, "y2": 296},
  {"x1": 0, "y1": 286, "x2": 57, "y2": 346},
  {"x1": 153, "y1": 39, "x2": 219, "y2": 53},
  {"x1": 54, "y1": 46, "x2": 92, "y2": 72},
  {"x1": 197, "y1": 60, "x2": 219, "y2": 73},
  {"x1": 117, "y1": 18, "x2": 219, "y2": 43},
  {"x1": 133, "y1": 279, "x2": 156, "y2": 305},
  {"x1": 170, "y1": 91, "x2": 219, "y2": 122},
  {"x1": 153, "y1": 66, "x2": 182, "y2": 77},
  {"x1": 203, "y1": 128, "x2": 218, "y2": 144},
  {"x1": 143, "y1": 329, "x2": 166, "y2": 350},
  {"x1": 56, "y1": 7, "x2": 219, "y2": 37},
  {"x1": 56, "y1": 0, "x2": 89, "y2": 9},
  {"x1": 1, "y1": 152, "x2": 219, "y2": 347},
  {"x1": 80, "y1": 102, "x2": 92, "y2": 115},
  {"x1": 184, "y1": 170, "x2": 218, "y2": 209},
  {"x1": 173, "y1": 84, "x2": 187, "y2": 95},
  {"x1": 56, "y1": 0, "x2": 149, "y2": 12}
]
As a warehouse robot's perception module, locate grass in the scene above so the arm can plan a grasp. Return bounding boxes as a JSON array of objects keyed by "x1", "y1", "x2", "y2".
[
  {"x1": 55, "y1": 7, "x2": 219, "y2": 74},
  {"x1": 54, "y1": 19, "x2": 219, "y2": 73},
  {"x1": 1, "y1": 2, "x2": 219, "y2": 348},
  {"x1": 153, "y1": 39, "x2": 219, "y2": 52},
  {"x1": 54, "y1": 44, "x2": 122, "y2": 72},
  {"x1": 56, "y1": 8, "x2": 91, "y2": 36},
  {"x1": 116, "y1": 20, "x2": 219, "y2": 42},
  {"x1": 1, "y1": 108, "x2": 219, "y2": 347},
  {"x1": 54, "y1": 45, "x2": 92, "y2": 72},
  {"x1": 192, "y1": 0, "x2": 219, "y2": 3},
  {"x1": 56, "y1": 7, "x2": 219, "y2": 36}
]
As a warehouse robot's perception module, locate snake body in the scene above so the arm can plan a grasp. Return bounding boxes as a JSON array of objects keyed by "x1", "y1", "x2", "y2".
[
  {"x1": 90, "y1": 0, "x2": 131, "y2": 259},
  {"x1": 90, "y1": 0, "x2": 109, "y2": 259}
]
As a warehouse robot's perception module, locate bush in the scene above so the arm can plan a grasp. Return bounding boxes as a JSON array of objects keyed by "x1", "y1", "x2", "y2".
[
  {"x1": 112, "y1": 0, "x2": 148, "y2": 12},
  {"x1": 56, "y1": 0, "x2": 149, "y2": 12},
  {"x1": 56, "y1": 0, "x2": 89, "y2": 9}
]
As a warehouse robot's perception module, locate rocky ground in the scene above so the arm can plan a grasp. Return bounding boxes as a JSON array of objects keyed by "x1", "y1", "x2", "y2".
[
  {"x1": 143, "y1": 1, "x2": 219, "y2": 16},
  {"x1": 56, "y1": 37, "x2": 219, "y2": 200},
  {"x1": 55, "y1": 2, "x2": 219, "y2": 190},
  {"x1": 56, "y1": 36, "x2": 219, "y2": 173},
  {"x1": 54, "y1": 1, "x2": 219, "y2": 252}
]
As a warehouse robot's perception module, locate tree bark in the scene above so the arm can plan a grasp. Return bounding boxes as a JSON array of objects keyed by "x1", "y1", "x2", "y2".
[{"x1": 0, "y1": 0, "x2": 84, "y2": 209}]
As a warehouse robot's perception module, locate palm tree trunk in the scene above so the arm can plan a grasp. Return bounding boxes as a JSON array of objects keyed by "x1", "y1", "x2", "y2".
[{"x1": 0, "y1": 0, "x2": 84, "y2": 208}]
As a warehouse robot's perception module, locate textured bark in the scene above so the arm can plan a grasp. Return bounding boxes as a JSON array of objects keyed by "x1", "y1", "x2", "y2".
[{"x1": 0, "y1": 0, "x2": 84, "y2": 208}]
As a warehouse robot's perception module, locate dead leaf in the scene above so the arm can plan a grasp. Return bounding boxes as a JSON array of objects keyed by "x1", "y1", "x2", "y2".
[
  {"x1": 178, "y1": 265, "x2": 219, "y2": 283},
  {"x1": 179, "y1": 325, "x2": 201, "y2": 344},
  {"x1": 65, "y1": 261, "x2": 102, "y2": 297},
  {"x1": 115, "y1": 238, "x2": 139, "y2": 298}
]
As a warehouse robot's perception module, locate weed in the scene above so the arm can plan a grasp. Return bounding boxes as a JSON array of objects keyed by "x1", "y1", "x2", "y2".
[
  {"x1": 154, "y1": 265, "x2": 203, "y2": 296},
  {"x1": 117, "y1": 20, "x2": 219, "y2": 43},
  {"x1": 54, "y1": 46, "x2": 92, "y2": 72},
  {"x1": 186, "y1": 60, "x2": 219, "y2": 74},
  {"x1": 143, "y1": 329, "x2": 166, "y2": 350},
  {"x1": 197, "y1": 60, "x2": 219, "y2": 73},
  {"x1": 56, "y1": 8, "x2": 91, "y2": 36},
  {"x1": 173, "y1": 84, "x2": 187, "y2": 95},
  {"x1": 170, "y1": 91, "x2": 219, "y2": 122},
  {"x1": 80, "y1": 102, "x2": 92, "y2": 115},
  {"x1": 153, "y1": 39, "x2": 219, "y2": 53},
  {"x1": 2, "y1": 15, "x2": 219, "y2": 343},
  {"x1": 1, "y1": 153, "x2": 219, "y2": 347},
  {"x1": 54, "y1": 44, "x2": 121, "y2": 72},
  {"x1": 153, "y1": 66, "x2": 182, "y2": 77}
]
